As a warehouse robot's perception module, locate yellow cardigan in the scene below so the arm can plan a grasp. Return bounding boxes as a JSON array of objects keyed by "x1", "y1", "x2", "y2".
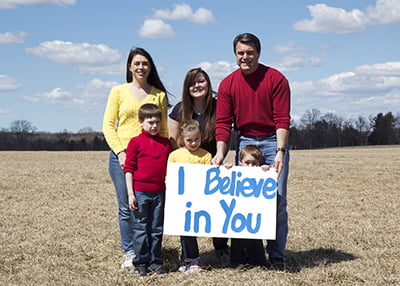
[{"x1": 102, "y1": 83, "x2": 168, "y2": 154}]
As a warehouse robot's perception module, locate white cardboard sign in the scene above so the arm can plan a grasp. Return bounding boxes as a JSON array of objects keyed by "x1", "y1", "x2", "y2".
[{"x1": 164, "y1": 163, "x2": 277, "y2": 239}]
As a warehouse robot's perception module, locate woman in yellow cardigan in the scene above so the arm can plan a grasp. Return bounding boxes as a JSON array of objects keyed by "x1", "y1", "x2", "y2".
[{"x1": 102, "y1": 47, "x2": 169, "y2": 269}]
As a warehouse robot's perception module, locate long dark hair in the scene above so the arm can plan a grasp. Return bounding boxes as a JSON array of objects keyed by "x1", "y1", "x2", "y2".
[
  {"x1": 126, "y1": 47, "x2": 169, "y2": 105},
  {"x1": 180, "y1": 68, "x2": 216, "y2": 143}
]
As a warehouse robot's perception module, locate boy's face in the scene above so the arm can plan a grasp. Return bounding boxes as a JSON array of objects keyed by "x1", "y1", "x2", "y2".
[
  {"x1": 183, "y1": 129, "x2": 202, "y2": 152},
  {"x1": 140, "y1": 116, "x2": 161, "y2": 136},
  {"x1": 240, "y1": 154, "x2": 260, "y2": 167}
]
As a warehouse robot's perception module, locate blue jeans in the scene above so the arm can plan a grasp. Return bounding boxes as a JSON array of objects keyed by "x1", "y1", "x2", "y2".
[
  {"x1": 108, "y1": 151, "x2": 134, "y2": 253},
  {"x1": 132, "y1": 191, "x2": 165, "y2": 270},
  {"x1": 237, "y1": 134, "x2": 289, "y2": 263}
]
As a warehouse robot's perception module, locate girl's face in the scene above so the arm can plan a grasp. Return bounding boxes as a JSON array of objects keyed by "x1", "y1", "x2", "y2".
[
  {"x1": 183, "y1": 129, "x2": 202, "y2": 152},
  {"x1": 240, "y1": 153, "x2": 260, "y2": 167},
  {"x1": 189, "y1": 73, "x2": 209, "y2": 99},
  {"x1": 130, "y1": 54, "x2": 151, "y2": 82}
]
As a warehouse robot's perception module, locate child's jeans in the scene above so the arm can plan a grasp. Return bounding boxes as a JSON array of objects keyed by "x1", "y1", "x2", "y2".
[{"x1": 132, "y1": 191, "x2": 165, "y2": 270}]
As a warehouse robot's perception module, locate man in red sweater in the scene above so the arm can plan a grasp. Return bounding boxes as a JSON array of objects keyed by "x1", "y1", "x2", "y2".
[
  {"x1": 124, "y1": 103, "x2": 172, "y2": 276},
  {"x1": 212, "y1": 33, "x2": 291, "y2": 271}
]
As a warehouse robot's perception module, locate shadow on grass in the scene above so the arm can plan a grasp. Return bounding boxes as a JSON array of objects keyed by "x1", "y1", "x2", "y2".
[
  {"x1": 287, "y1": 247, "x2": 358, "y2": 273},
  {"x1": 161, "y1": 246, "x2": 358, "y2": 273}
]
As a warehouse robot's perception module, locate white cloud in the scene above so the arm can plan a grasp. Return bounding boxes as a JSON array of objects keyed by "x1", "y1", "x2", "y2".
[
  {"x1": 0, "y1": 31, "x2": 27, "y2": 44},
  {"x1": 0, "y1": 0, "x2": 75, "y2": 9},
  {"x1": 293, "y1": 0, "x2": 400, "y2": 34},
  {"x1": 192, "y1": 61, "x2": 237, "y2": 90},
  {"x1": 22, "y1": 79, "x2": 119, "y2": 110},
  {"x1": 367, "y1": 0, "x2": 400, "y2": 24},
  {"x1": 270, "y1": 42, "x2": 325, "y2": 72},
  {"x1": 0, "y1": 75, "x2": 22, "y2": 91},
  {"x1": 198, "y1": 61, "x2": 236, "y2": 80},
  {"x1": 291, "y1": 62, "x2": 400, "y2": 118},
  {"x1": 25, "y1": 41, "x2": 123, "y2": 74},
  {"x1": 272, "y1": 41, "x2": 302, "y2": 54},
  {"x1": 293, "y1": 4, "x2": 370, "y2": 34},
  {"x1": 138, "y1": 19, "x2": 175, "y2": 39},
  {"x1": 138, "y1": 4, "x2": 216, "y2": 39},
  {"x1": 153, "y1": 3, "x2": 216, "y2": 24}
]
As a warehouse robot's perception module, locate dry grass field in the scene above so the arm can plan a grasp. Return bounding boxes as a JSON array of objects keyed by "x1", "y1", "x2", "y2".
[{"x1": 1, "y1": 146, "x2": 399, "y2": 286}]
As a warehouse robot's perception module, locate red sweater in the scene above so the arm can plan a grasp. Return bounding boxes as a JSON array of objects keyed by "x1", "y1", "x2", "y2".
[
  {"x1": 216, "y1": 64, "x2": 291, "y2": 144},
  {"x1": 124, "y1": 130, "x2": 172, "y2": 192}
]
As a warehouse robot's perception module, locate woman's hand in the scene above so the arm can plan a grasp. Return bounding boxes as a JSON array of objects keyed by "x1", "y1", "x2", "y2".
[{"x1": 117, "y1": 151, "x2": 126, "y2": 169}]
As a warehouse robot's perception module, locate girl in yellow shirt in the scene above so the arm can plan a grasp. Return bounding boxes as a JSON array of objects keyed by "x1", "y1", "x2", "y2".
[{"x1": 168, "y1": 119, "x2": 211, "y2": 274}]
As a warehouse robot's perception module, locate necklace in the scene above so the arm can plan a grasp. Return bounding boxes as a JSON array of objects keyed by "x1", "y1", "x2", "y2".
[{"x1": 193, "y1": 101, "x2": 206, "y2": 116}]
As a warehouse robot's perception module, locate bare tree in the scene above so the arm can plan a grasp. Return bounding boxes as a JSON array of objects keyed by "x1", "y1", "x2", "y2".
[
  {"x1": 300, "y1": 109, "x2": 321, "y2": 129},
  {"x1": 10, "y1": 120, "x2": 37, "y2": 133}
]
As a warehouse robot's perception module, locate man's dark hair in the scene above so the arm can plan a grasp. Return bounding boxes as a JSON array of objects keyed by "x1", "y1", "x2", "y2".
[{"x1": 233, "y1": 33, "x2": 261, "y2": 54}]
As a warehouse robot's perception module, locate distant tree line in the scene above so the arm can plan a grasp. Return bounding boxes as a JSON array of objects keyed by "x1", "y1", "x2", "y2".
[
  {"x1": 0, "y1": 111, "x2": 399, "y2": 151},
  {"x1": 0, "y1": 121, "x2": 108, "y2": 151},
  {"x1": 289, "y1": 110, "x2": 399, "y2": 149}
]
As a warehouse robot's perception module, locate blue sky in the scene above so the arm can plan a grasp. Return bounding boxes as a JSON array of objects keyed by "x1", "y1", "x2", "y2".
[{"x1": 0, "y1": 0, "x2": 399, "y2": 132}]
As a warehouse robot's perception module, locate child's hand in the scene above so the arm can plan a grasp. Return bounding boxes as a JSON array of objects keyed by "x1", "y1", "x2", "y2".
[
  {"x1": 224, "y1": 163, "x2": 233, "y2": 169},
  {"x1": 261, "y1": 164, "x2": 270, "y2": 171},
  {"x1": 128, "y1": 193, "x2": 138, "y2": 211}
]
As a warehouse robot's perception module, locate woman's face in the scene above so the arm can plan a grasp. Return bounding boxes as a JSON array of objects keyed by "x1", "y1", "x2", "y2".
[
  {"x1": 189, "y1": 73, "x2": 209, "y2": 99},
  {"x1": 130, "y1": 54, "x2": 151, "y2": 82}
]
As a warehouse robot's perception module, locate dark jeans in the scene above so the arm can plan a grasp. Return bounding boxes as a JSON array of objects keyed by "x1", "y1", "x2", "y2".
[
  {"x1": 230, "y1": 238, "x2": 267, "y2": 267},
  {"x1": 132, "y1": 191, "x2": 165, "y2": 270},
  {"x1": 213, "y1": 237, "x2": 229, "y2": 251},
  {"x1": 181, "y1": 237, "x2": 229, "y2": 263},
  {"x1": 180, "y1": 236, "x2": 199, "y2": 261}
]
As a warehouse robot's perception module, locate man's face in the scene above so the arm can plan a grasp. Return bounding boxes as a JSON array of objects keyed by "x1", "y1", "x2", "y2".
[{"x1": 235, "y1": 41, "x2": 260, "y2": 75}]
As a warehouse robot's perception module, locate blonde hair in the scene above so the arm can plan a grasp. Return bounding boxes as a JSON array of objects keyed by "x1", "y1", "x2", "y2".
[
  {"x1": 177, "y1": 119, "x2": 202, "y2": 148},
  {"x1": 239, "y1": 145, "x2": 263, "y2": 164}
]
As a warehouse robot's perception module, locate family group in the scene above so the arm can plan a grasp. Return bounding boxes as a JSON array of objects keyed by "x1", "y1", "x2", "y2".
[{"x1": 102, "y1": 33, "x2": 290, "y2": 276}]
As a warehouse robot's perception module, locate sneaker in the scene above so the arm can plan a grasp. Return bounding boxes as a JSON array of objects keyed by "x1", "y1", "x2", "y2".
[
  {"x1": 133, "y1": 265, "x2": 148, "y2": 276},
  {"x1": 184, "y1": 264, "x2": 201, "y2": 274},
  {"x1": 180, "y1": 257, "x2": 202, "y2": 275},
  {"x1": 216, "y1": 249, "x2": 230, "y2": 268},
  {"x1": 120, "y1": 252, "x2": 136, "y2": 269}
]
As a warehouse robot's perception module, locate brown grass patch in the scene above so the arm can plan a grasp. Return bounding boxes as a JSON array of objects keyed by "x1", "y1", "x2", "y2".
[{"x1": 1, "y1": 146, "x2": 399, "y2": 285}]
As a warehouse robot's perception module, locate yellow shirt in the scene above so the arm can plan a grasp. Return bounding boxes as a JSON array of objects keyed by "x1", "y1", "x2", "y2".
[
  {"x1": 102, "y1": 83, "x2": 168, "y2": 154},
  {"x1": 168, "y1": 147, "x2": 212, "y2": 165}
]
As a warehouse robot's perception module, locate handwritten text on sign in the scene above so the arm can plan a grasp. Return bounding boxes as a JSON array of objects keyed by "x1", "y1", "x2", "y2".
[{"x1": 164, "y1": 163, "x2": 277, "y2": 239}]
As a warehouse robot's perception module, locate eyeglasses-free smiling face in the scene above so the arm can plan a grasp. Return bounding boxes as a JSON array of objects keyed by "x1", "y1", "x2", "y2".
[
  {"x1": 130, "y1": 54, "x2": 151, "y2": 82},
  {"x1": 235, "y1": 41, "x2": 260, "y2": 75},
  {"x1": 189, "y1": 73, "x2": 209, "y2": 99},
  {"x1": 182, "y1": 129, "x2": 202, "y2": 152},
  {"x1": 140, "y1": 116, "x2": 161, "y2": 136}
]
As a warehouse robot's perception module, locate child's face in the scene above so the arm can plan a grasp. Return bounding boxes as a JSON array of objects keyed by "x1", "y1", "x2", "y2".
[
  {"x1": 240, "y1": 154, "x2": 260, "y2": 167},
  {"x1": 183, "y1": 129, "x2": 202, "y2": 152},
  {"x1": 140, "y1": 116, "x2": 161, "y2": 136}
]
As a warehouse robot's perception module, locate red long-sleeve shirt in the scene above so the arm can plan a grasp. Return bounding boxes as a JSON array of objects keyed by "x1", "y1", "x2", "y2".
[
  {"x1": 216, "y1": 64, "x2": 291, "y2": 144},
  {"x1": 124, "y1": 130, "x2": 172, "y2": 192}
]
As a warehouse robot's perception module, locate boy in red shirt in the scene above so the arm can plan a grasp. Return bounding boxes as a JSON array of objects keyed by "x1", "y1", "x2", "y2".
[{"x1": 124, "y1": 103, "x2": 172, "y2": 276}]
